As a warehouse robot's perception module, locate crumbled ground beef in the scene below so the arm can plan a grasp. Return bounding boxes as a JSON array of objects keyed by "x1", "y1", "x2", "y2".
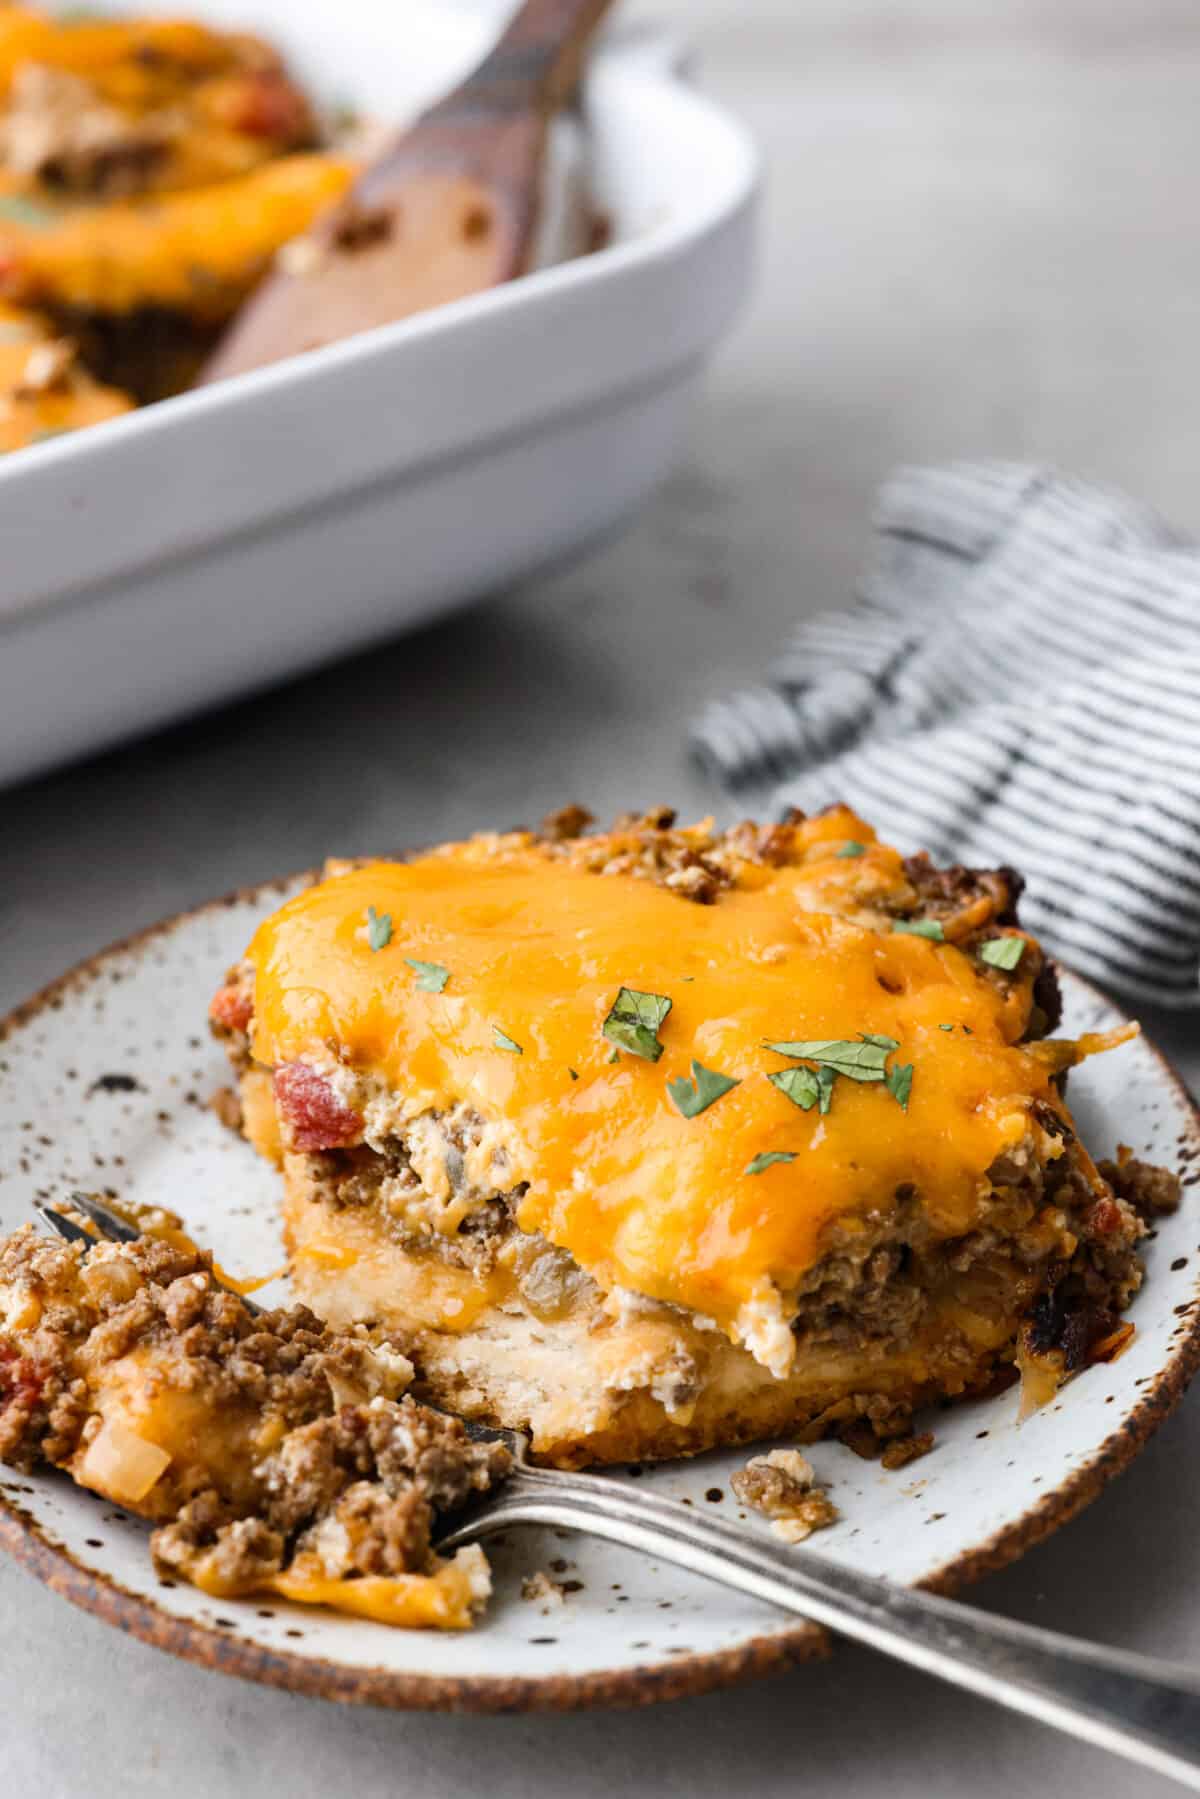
[
  {"x1": 731, "y1": 1448, "x2": 839, "y2": 1542},
  {"x1": 154, "y1": 1394, "x2": 504, "y2": 1593},
  {"x1": 1098, "y1": 1154, "x2": 1183, "y2": 1223},
  {"x1": 880, "y1": 1430, "x2": 936, "y2": 1472},
  {"x1": 0, "y1": 1229, "x2": 509, "y2": 1602}
]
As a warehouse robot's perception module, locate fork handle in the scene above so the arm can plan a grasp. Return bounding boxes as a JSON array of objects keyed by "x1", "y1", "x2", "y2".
[{"x1": 449, "y1": 1466, "x2": 1200, "y2": 1791}]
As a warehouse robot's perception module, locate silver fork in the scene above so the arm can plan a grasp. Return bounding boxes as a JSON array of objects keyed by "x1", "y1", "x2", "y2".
[{"x1": 36, "y1": 1200, "x2": 1200, "y2": 1788}]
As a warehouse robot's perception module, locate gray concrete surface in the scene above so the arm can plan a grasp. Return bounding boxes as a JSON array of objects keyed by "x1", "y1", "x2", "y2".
[{"x1": 2, "y1": 2, "x2": 1200, "y2": 1793}]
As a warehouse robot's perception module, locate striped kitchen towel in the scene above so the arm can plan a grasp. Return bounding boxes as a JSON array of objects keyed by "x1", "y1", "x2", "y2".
[{"x1": 690, "y1": 462, "x2": 1200, "y2": 1007}]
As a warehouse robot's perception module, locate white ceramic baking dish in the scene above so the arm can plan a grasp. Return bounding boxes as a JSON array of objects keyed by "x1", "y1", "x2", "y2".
[{"x1": 0, "y1": 0, "x2": 758, "y2": 789}]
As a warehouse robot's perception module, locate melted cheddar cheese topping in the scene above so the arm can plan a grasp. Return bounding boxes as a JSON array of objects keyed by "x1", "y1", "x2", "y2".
[
  {"x1": 0, "y1": 153, "x2": 355, "y2": 317},
  {"x1": 246, "y1": 812, "x2": 1065, "y2": 1341}
]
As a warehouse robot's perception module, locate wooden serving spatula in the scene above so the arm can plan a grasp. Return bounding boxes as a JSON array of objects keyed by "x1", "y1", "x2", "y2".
[{"x1": 201, "y1": 0, "x2": 616, "y2": 383}]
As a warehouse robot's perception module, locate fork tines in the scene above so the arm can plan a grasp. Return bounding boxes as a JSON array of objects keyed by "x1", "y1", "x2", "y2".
[
  {"x1": 67, "y1": 1191, "x2": 141, "y2": 1243},
  {"x1": 34, "y1": 1203, "x2": 93, "y2": 1247}
]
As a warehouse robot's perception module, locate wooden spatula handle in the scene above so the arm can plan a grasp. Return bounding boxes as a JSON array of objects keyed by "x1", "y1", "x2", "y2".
[
  {"x1": 201, "y1": 0, "x2": 616, "y2": 381},
  {"x1": 433, "y1": 0, "x2": 616, "y2": 119}
]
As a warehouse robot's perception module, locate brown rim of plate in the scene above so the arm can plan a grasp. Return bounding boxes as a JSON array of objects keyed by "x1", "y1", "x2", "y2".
[{"x1": 0, "y1": 875, "x2": 1198, "y2": 1715}]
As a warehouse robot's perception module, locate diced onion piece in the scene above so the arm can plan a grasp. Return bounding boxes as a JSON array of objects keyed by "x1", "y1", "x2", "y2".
[
  {"x1": 80, "y1": 1419, "x2": 171, "y2": 1504},
  {"x1": 2, "y1": 1285, "x2": 42, "y2": 1331},
  {"x1": 1015, "y1": 1340, "x2": 1064, "y2": 1421}
]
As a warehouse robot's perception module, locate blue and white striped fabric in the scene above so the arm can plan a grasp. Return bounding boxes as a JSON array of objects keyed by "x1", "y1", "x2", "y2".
[{"x1": 690, "y1": 462, "x2": 1200, "y2": 1007}]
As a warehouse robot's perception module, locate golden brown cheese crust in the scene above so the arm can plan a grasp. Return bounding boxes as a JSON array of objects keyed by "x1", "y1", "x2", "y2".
[{"x1": 211, "y1": 804, "x2": 1158, "y2": 1469}]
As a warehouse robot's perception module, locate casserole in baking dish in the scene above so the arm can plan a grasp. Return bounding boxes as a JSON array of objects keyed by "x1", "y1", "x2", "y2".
[{"x1": 0, "y1": 0, "x2": 758, "y2": 789}]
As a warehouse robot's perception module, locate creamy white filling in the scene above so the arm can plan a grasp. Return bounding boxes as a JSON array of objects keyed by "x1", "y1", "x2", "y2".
[{"x1": 734, "y1": 1281, "x2": 797, "y2": 1379}]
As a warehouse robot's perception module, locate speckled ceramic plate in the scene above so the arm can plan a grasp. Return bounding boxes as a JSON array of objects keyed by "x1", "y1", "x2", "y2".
[{"x1": 0, "y1": 881, "x2": 1197, "y2": 1712}]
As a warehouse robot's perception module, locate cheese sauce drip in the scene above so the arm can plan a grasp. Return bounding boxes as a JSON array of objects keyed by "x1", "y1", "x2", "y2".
[{"x1": 246, "y1": 814, "x2": 1062, "y2": 1339}]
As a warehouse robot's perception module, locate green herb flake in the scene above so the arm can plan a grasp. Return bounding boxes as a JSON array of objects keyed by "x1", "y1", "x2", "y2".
[
  {"x1": 768, "y1": 1065, "x2": 821, "y2": 1111},
  {"x1": 493, "y1": 1027, "x2": 522, "y2": 1054},
  {"x1": 667, "y1": 1060, "x2": 740, "y2": 1119},
  {"x1": 0, "y1": 194, "x2": 56, "y2": 229},
  {"x1": 886, "y1": 1063, "x2": 914, "y2": 1110},
  {"x1": 938, "y1": 1023, "x2": 955, "y2": 1032},
  {"x1": 979, "y1": 936, "x2": 1026, "y2": 972},
  {"x1": 568, "y1": 1067, "x2": 579, "y2": 1081},
  {"x1": 763, "y1": 1035, "x2": 898, "y2": 1082},
  {"x1": 608, "y1": 1047, "x2": 621, "y2": 1063},
  {"x1": 404, "y1": 957, "x2": 449, "y2": 992},
  {"x1": 892, "y1": 918, "x2": 945, "y2": 941},
  {"x1": 836, "y1": 841, "x2": 866, "y2": 859},
  {"x1": 745, "y1": 1150, "x2": 796, "y2": 1176},
  {"x1": 366, "y1": 906, "x2": 392, "y2": 952},
  {"x1": 602, "y1": 986, "x2": 672, "y2": 1062}
]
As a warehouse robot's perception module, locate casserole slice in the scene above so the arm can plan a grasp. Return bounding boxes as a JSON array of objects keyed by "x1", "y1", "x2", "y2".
[{"x1": 211, "y1": 806, "x2": 1170, "y2": 1468}]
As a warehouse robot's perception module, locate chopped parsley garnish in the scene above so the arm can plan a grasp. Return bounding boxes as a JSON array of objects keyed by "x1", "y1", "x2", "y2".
[
  {"x1": 979, "y1": 935, "x2": 1026, "y2": 971},
  {"x1": 0, "y1": 194, "x2": 55, "y2": 229},
  {"x1": 568, "y1": 1067, "x2": 579, "y2": 1081},
  {"x1": 763, "y1": 1035, "x2": 897, "y2": 1081},
  {"x1": 405, "y1": 957, "x2": 449, "y2": 992},
  {"x1": 885, "y1": 1063, "x2": 914, "y2": 1110},
  {"x1": 366, "y1": 906, "x2": 392, "y2": 952},
  {"x1": 493, "y1": 1027, "x2": 522, "y2": 1054},
  {"x1": 768, "y1": 1064, "x2": 837, "y2": 1115},
  {"x1": 938, "y1": 1022, "x2": 954, "y2": 1032},
  {"x1": 667, "y1": 1060, "x2": 740, "y2": 1118},
  {"x1": 892, "y1": 918, "x2": 945, "y2": 941},
  {"x1": 836, "y1": 841, "x2": 866, "y2": 859},
  {"x1": 745, "y1": 1151, "x2": 796, "y2": 1176},
  {"x1": 766, "y1": 1033, "x2": 912, "y2": 1115},
  {"x1": 602, "y1": 987, "x2": 672, "y2": 1062}
]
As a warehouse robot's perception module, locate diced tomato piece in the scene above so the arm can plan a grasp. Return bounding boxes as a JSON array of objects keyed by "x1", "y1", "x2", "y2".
[
  {"x1": 226, "y1": 73, "x2": 311, "y2": 141},
  {"x1": 273, "y1": 1062, "x2": 362, "y2": 1151},
  {"x1": 1087, "y1": 1197, "x2": 1124, "y2": 1237},
  {"x1": 0, "y1": 1343, "x2": 45, "y2": 1411},
  {"x1": 209, "y1": 983, "x2": 254, "y2": 1035}
]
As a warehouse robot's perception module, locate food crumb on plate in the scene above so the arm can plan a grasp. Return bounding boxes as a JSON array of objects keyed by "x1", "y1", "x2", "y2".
[
  {"x1": 730, "y1": 1448, "x2": 838, "y2": 1543},
  {"x1": 880, "y1": 1430, "x2": 936, "y2": 1472},
  {"x1": 521, "y1": 1570, "x2": 566, "y2": 1608}
]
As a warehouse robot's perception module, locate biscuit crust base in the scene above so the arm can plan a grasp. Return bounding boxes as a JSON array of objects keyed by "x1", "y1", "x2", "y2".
[{"x1": 282, "y1": 1175, "x2": 1045, "y2": 1470}]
